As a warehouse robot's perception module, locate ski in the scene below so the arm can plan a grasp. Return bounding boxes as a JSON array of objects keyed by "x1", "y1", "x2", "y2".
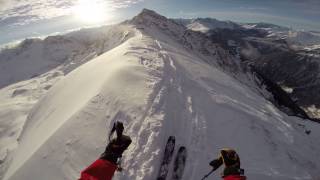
[
  {"x1": 171, "y1": 146, "x2": 187, "y2": 180},
  {"x1": 157, "y1": 136, "x2": 176, "y2": 180}
]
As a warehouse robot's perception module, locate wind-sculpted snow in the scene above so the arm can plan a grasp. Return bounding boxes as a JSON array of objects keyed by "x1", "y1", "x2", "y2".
[
  {"x1": 2, "y1": 9, "x2": 320, "y2": 180},
  {"x1": 0, "y1": 69, "x2": 64, "y2": 179},
  {"x1": 0, "y1": 25, "x2": 135, "y2": 89}
]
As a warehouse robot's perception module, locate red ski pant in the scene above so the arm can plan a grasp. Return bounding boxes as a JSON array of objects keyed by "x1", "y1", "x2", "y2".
[
  {"x1": 224, "y1": 175, "x2": 247, "y2": 180},
  {"x1": 80, "y1": 159, "x2": 117, "y2": 180}
]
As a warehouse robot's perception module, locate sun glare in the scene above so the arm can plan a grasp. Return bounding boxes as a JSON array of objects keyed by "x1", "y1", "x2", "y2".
[{"x1": 73, "y1": 0, "x2": 112, "y2": 24}]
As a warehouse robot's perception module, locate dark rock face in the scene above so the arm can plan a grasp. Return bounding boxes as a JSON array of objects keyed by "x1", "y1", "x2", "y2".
[
  {"x1": 250, "y1": 66, "x2": 315, "y2": 122},
  {"x1": 240, "y1": 38, "x2": 320, "y2": 120},
  {"x1": 253, "y1": 50, "x2": 319, "y2": 106}
]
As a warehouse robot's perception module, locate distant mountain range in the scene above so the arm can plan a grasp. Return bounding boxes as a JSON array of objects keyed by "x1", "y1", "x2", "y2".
[{"x1": 174, "y1": 17, "x2": 320, "y2": 119}]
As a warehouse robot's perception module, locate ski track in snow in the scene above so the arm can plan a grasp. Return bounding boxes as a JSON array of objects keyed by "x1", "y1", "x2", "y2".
[{"x1": 1, "y1": 11, "x2": 320, "y2": 180}]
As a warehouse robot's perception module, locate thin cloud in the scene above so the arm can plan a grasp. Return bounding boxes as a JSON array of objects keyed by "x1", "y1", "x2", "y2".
[
  {"x1": 0, "y1": 0, "x2": 143, "y2": 26},
  {"x1": 207, "y1": 11, "x2": 320, "y2": 30},
  {"x1": 287, "y1": 0, "x2": 320, "y2": 13},
  {"x1": 238, "y1": 6, "x2": 269, "y2": 11},
  {"x1": 287, "y1": 0, "x2": 320, "y2": 5}
]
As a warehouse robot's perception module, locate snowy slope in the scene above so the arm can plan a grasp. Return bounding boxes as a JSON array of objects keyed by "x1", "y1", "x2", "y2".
[
  {"x1": 2, "y1": 9, "x2": 320, "y2": 180},
  {"x1": 0, "y1": 25, "x2": 135, "y2": 179},
  {"x1": 0, "y1": 25, "x2": 134, "y2": 89},
  {"x1": 0, "y1": 69, "x2": 64, "y2": 178}
]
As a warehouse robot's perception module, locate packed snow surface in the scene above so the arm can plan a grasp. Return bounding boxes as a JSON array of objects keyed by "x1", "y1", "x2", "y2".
[{"x1": 1, "y1": 9, "x2": 320, "y2": 180}]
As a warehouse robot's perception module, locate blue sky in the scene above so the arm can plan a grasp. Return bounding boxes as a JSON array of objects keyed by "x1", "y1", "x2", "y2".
[{"x1": 0, "y1": 0, "x2": 319, "y2": 45}]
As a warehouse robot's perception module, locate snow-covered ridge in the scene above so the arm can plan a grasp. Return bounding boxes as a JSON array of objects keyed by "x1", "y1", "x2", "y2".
[
  {"x1": 129, "y1": 9, "x2": 241, "y2": 74},
  {"x1": 1, "y1": 9, "x2": 320, "y2": 180},
  {"x1": 242, "y1": 22, "x2": 290, "y2": 31},
  {"x1": 240, "y1": 23, "x2": 320, "y2": 46},
  {"x1": 176, "y1": 17, "x2": 320, "y2": 47},
  {"x1": 175, "y1": 18, "x2": 240, "y2": 33}
]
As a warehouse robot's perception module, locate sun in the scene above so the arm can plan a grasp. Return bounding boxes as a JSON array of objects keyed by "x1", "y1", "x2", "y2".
[{"x1": 73, "y1": 0, "x2": 112, "y2": 24}]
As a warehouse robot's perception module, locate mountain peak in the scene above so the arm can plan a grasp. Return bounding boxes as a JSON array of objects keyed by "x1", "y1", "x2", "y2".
[
  {"x1": 140, "y1": 8, "x2": 158, "y2": 15},
  {"x1": 138, "y1": 8, "x2": 163, "y2": 18},
  {"x1": 130, "y1": 8, "x2": 169, "y2": 25}
]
